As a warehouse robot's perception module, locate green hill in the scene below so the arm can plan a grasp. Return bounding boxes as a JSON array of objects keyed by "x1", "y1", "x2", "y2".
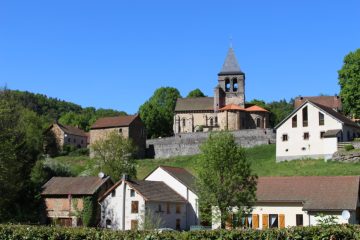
[{"x1": 54, "y1": 144, "x2": 360, "y2": 179}]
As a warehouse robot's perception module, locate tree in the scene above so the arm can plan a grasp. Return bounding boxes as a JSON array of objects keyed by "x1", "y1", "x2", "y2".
[
  {"x1": 139, "y1": 87, "x2": 181, "y2": 138},
  {"x1": 338, "y1": 48, "x2": 360, "y2": 118},
  {"x1": 91, "y1": 131, "x2": 137, "y2": 181},
  {"x1": 196, "y1": 131, "x2": 257, "y2": 229},
  {"x1": 267, "y1": 99, "x2": 294, "y2": 127},
  {"x1": 187, "y1": 88, "x2": 206, "y2": 98}
]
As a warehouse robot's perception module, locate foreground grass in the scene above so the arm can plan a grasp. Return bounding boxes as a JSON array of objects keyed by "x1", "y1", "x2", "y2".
[{"x1": 54, "y1": 144, "x2": 360, "y2": 179}]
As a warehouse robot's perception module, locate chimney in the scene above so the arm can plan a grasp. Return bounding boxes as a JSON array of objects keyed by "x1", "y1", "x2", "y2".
[{"x1": 122, "y1": 174, "x2": 129, "y2": 181}]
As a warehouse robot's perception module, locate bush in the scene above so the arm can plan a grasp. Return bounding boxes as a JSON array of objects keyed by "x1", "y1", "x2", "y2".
[
  {"x1": 69, "y1": 147, "x2": 89, "y2": 156},
  {"x1": 1, "y1": 224, "x2": 360, "y2": 239},
  {"x1": 344, "y1": 144, "x2": 355, "y2": 151},
  {"x1": 354, "y1": 138, "x2": 360, "y2": 142}
]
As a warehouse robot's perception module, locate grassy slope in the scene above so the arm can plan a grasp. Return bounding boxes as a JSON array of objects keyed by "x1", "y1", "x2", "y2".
[{"x1": 54, "y1": 144, "x2": 360, "y2": 179}]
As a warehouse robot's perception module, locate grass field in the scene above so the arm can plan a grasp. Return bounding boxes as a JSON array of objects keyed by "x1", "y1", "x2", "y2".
[{"x1": 54, "y1": 144, "x2": 360, "y2": 179}]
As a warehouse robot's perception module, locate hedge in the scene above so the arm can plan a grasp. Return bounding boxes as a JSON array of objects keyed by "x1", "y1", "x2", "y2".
[{"x1": 1, "y1": 224, "x2": 360, "y2": 240}]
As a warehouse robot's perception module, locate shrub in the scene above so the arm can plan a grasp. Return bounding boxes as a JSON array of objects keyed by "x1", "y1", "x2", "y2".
[
  {"x1": 354, "y1": 138, "x2": 360, "y2": 142},
  {"x1": 69, "y1": 147, "x2": 89, "y2": 156},
  {"x1": 344, "y1": 144, "x2": 355, "y2": 151}
]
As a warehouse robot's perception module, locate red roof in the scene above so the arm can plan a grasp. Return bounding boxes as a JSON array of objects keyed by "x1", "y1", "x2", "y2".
[
  {"x1": 90, "y1": 115, "x2": 138, "y2": 129},
  {"x1": 294, "y1": 96, "x2": 342, "y2": 110},
  {"x1": 219, "y1": 104, "x2": 245, "y2": 111},
  {"x1": 245, "y1": 105, "x2": 269, "y2": 112}
]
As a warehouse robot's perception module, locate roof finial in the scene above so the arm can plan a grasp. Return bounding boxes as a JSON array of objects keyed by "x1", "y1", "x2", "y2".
[{"x1": 229, "y1": 35, "x2": 233, "y2": 48}]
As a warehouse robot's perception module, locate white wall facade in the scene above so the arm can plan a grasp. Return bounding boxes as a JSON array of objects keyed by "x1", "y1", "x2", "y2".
[
  {"x1": 276, "y1": 102, "x2": 343, "y2": 162},
  {"x1": 212, "y1": 202, "x2": 354, "y2": 229},
  {"x1": 145, "y1": 167, "x2": 199, "y2": 228},
  {"x1": 100, "y1": 181, "x2": 187, "y2": 230}
]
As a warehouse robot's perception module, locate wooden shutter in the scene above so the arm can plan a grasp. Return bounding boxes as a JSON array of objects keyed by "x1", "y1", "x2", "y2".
[
  {"x1": 252, "y1": 214, "x2": 259, "y2": 229},
  {"x1": 262, "y1": 214, "x2": 269, "y2": 229},
  {"x1": 225, "y1": 214, "x2": 233, "y2": 229},
  {"x1": 131, "y1": 201, "x2": 139, "y2": 213},
  {"x1": 131, "y1": 220, "x2": 138, "y2": 230},
  {"x1": 279, "y1": 214, "x2": 285, "y2": 228}
]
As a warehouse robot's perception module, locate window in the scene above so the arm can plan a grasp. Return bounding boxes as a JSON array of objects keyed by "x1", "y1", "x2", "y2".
[
  {"x1": 105, "y1": 219, "x2": 112, "y2": 228},
  {"x1": 282, "y1": 134, "x2": 288, "y2": 141},
  {"x1": 243, "y1": 215, "x2": 253, "y2": 228},
  {"x1": 176, "y1": 204, "x2": 181, "y2": 214},
  {"x1": 320, "y1": 131, "x2": 325, "y2": 139},
  {"x1": 81, "y1": 140, "x2": 84, "y2": 144},
  {"x1": 131, "y1": 201, "x2": 139, "y2": 213},
  {"x1": 176, "y1": 219, "x2": 181, "y2": 230},
  {"x1": 296, "y1": 214, "x2": 303, "y2": 226},
  {"x1": 167, "y1": 203, "x2": 170, "y2": 214},
  {"x1": 111, "y1": 190, "x2": 116, "y2": 197},
  {"x1": 269, "y1": 214, "x2": 278, "y2": 228},
  {"x1": 319, "y1": 112, "x2": 324, "y2": 125},
  {"x1": 303, "y1": 132, "x2": 309, "y2": 140},
  {"x1": 215, "y1": 117, "x2": 218, "y2": 125},
  {"x1": 302, "y1": 106, "x2": 308, "y2": 127},
  {"x1": 73, "y1": 138, "x2": 76, "y2": 143},
  {"x1": 292, "y1": 115, "x2": 297, "y2": 128},
  {"x1": 256, "y1": 118, "x2": 261, "y2": 128},
  {"x1": 225, "y1": 78, "x2": 230, "y2": 92},
  {"x1": 131, "y1": 220, "x2": 138, "y2": 230},
  {"x1": 130, "y1": 189, "x2": 135, "y2": 197},
  {"x1": 233, "y1": 78, "x2": 238, "y2": 91},
  {"x1": 119, "y1": 128, "x2": 123, "y2": 133},
  {"x1": 157, "y1": 204, "x2": 162, "y2": 212},
  {"x1": 210, "y1": 118, "x2": 213, "y2": 126},
  {"x1": 68, "y1": 138, "x2": 71, "y2": 143},
  {"x1": 182, "y1": 119, "x2": 186, "y2": 127}
]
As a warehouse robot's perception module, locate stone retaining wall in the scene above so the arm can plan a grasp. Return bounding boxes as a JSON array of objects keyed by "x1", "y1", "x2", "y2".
[
  {"x1": 146, "y1": 129, "x2": 275, "y2": 159},
  {"x1": 332, "y1": 151, "x2": 360, "y2": 162}
]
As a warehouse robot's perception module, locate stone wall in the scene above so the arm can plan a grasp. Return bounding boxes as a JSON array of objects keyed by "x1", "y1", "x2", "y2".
[
  {"x1": 146, "y1": 128, "x2": 275, "y2": 159},
  {"x1": 332, "y1": 151, "x2": 360, "y2": 162}
]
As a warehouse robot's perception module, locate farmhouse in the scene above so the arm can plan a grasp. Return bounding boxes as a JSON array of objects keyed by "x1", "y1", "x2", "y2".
[
  {"x1": 294, "y1": 95, "x2": 342, "y2": 112},
  {"x1": 213, "y1": 176, "x2": 360, "y2": 229},
  {"x1": 90, "y1": 115, "x2": 146, "y2": 158},
  {"x1": 98, "y1": 166, "x2": 199, "y2": 230},
  {"x1": 41, "y1": 176, "x2": 113, "y2": 227},
  {"x1": 275, "y1": 100, "x2": 360, "y2": 162},
  {"x1": 173, "y1": 47, "x2": 270, "y2": 134}
]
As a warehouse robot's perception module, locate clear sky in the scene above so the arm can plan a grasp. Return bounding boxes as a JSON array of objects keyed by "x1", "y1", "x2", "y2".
[{"x1": 1, "y1": 1, "x2": 359, "y2": 114}]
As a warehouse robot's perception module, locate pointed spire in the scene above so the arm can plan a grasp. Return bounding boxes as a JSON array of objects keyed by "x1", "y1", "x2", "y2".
[{"x1": 219, "y1": 47, "x2": 243, "y2": 75}]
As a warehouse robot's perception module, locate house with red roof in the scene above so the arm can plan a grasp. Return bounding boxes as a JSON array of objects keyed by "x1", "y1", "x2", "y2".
[{"x1": 173, "y1": 47, "x2": 270, "y2": 133}]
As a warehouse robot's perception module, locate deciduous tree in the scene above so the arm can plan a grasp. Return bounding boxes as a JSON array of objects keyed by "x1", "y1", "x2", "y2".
[
  {"x1": 196, "y1": 131, "x2": 257, "y2": 229},
  {"x1": 187, "y1": 88, "x2": 206, "y2": 98}
]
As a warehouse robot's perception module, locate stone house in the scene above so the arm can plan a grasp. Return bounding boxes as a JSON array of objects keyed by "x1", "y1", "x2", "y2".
[
  {"x1": 173, "y1": 47, "x2": 270, "y2": 134},
  {"x1": 44, "y1": 122, "x2": 88, "y2": 154},
  {"x1": 41, "y1": 176, "x2": 113, "y2": 227},
  {"x1": 98, "y1": 175, "x2": 187, "y2": 230},
  {"x1": 144, "y1": 166, "x2": 199, "y2": 228},
  {"x1": 213, "y1": 176, "x2": 360, "y2": 229},
  {"x1": 90, "y1": 115, "x2": 146, "y2": 158},
  {"x1": 275, "y1": 100, "x2": 360, "y2": 162}
]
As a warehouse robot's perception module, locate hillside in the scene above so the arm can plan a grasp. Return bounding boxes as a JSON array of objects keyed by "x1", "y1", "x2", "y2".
[{"x1": 54, "y1": 144, "x2": 360, "y2": 179}]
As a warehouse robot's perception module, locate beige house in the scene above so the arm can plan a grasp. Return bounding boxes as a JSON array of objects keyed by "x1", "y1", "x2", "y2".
[
  {"x1": 41, "y1": 176, "x2": 113, "y2": 227},
  {"x1": 44, "y1": 122, "x2": 88, "y2": 155},
  {"x1": 275, "y1": 100, "x2": 360, "y2": 162},
  {"x1": 90, "y1": 115, "x2": 146, "y2": 158},
  {"x1": 213, "y1": 176, "x2": 360, "y2": 229},
  {"x1": 173, "y1": 47, "x2": 270, "y2": 134}
]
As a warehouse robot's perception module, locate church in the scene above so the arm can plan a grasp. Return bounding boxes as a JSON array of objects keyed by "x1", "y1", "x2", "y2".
[{"x1": 173, "y1": 47, "x2": 270, "y2": 134}]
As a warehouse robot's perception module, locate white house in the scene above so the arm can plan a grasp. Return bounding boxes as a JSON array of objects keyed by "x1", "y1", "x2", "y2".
[
  {"x1": 98, "y1": 176, "x2": 188, "y2": 230},
  {"x1": 212, "y1": 176, "x2": 360, "y2": 229},
  {"x1": 144, "y1": 165, "x2": 199, "y2": 228},
  {"x1": 275, "y1": 100, "x2": 360, "y2": 162}
]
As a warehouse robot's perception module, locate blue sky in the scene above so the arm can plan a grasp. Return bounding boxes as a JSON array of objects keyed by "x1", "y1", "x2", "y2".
[{"x1": 1, "y1": 1, "x2": 359, "y2": 114}]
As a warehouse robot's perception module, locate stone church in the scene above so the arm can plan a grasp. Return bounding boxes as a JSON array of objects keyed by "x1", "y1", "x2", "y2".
[{"x1": 173, "y1": 47, "x2": 270, "y2": 134}]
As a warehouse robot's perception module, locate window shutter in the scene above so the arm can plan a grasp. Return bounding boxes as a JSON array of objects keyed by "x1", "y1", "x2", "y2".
[
  {"x1": 279, "y1": 214, "x2": 285, "y2": 228},
  {"x1": 252, "y1": 214, "x2": 259, "y2": 229},
  {"x1": 225, "y1": 213, "x2": 233, "y2": 229},
  {"x1": 262, "y1": 214, "x2": 269, "y2": 229}
]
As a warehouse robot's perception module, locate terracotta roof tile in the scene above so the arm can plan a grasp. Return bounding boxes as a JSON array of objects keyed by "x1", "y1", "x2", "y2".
[
  {"x1": 219, "y1": 104, "x2": 245, "y2": 111},
  {"x1": 245, "y1": 105, "x2": 269, "y2": 112},
  {"x1": 41, "y1": 176, "x2": 111, "y2": 195},
  {"x1": 257, "y1": 176, "x2": 360, "y2": 210},
  {"x1": 57, "y1": 123, "x2": 88, "y2": 137},
  {"x1": 90, "y1": 115, "x2": 137, "y2": 129}
]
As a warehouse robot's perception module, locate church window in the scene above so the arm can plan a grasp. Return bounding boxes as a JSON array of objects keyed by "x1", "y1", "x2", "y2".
[
  {"x1": 215, "y1": 117, "x2": 218, "y2": 125},
  {"x1": 182, "y1": 119, "x2": 186, "y2": 127},
  {"x1": 210, "y1": 118, "x2": 213, "y2": 126},
  {"x1": 256, "y1": 118, "x2": 261, "y2": 128},
  {"x1": 225, "y1": 79, "x2": 230, "y2": 92},
  {"x1": 233, "y1": 78, "x2": 238, "y2": 91}
]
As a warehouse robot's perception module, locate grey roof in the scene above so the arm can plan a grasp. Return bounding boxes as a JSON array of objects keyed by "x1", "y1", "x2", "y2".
[
  {"x1": 323, "y1": 129, "x2": 342, "y2": 138},
  {"x1": 99, "y1": 179, "x2": 186, "y2": 203},
  {"x1": 175, "y1": 97, "x2": 214, "y2": 112},
  {"x1": 219, "y1": 47, "x2": 243, "y2": 75},
  {"x1": 41, "y1": 176, "x2": 111, "y2": 196},
  {"x1": 257, "y1": 176, "x2": 360, "y2": 211},
  {"x1": 159, "y1": 166, "x2": 197, "y2": 193}
]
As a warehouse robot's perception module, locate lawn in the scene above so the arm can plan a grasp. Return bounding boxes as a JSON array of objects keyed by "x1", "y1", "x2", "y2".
[{"x1": 53, "y1": 144, "x2": 360, "y2": 179}]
